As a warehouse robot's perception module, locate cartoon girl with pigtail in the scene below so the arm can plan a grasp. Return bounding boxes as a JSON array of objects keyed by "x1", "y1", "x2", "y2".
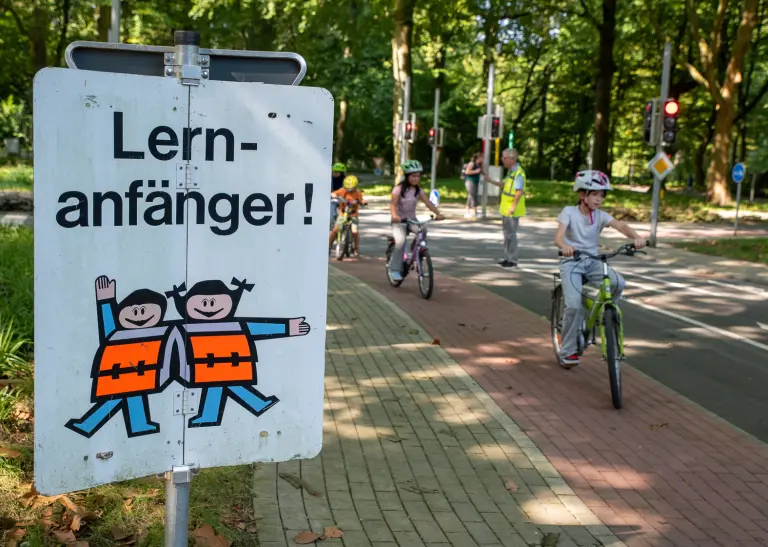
[{"x1": 165, "y1": 277, "x2": 310, "y2": 427}]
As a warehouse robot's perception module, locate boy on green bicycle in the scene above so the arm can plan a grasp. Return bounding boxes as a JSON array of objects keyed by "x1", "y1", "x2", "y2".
[{"x1": 554, "y1": 170, "x2": 646, "y2": 368}]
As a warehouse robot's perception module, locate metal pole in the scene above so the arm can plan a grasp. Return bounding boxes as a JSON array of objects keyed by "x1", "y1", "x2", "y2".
[
  {"x1": 650, "y1": 42, "x2": 672, "y2": 247},
  {"x1": 734, "y1": 181, "x2": 743, "y2": 236},
  {"x1": 430, "y1": 88, "x2": 440, "y2": 192},
  {"x1": 164, "y1": 466, "x2": 195, "y2": 547},
  {"x1": 400, "y1": 76, "x2": 411, "y2": 166},
  {"x1": 481, "y1": 63, "x2": 495, "y2": 219},
  {"x1": 749, "y1": 172, "x2": 757, "y2": 203},
  {"x1": 109, "y1": 0, "x2": 121, "y2": 43}
]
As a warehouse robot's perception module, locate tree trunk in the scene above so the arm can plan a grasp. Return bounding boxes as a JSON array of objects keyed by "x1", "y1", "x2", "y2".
[
  {"x1": 707, "y1": 101, "x2": 737, "y2": 204},
  {"x1": 591, "y1": 0, "x2": 616, "y2": 173},
  {"x1": 392, "y1": 0, "x2": 416, "y2": 173},
  {"x1": 695, "y1": 108, "x2": 716, "y2": 188},
  {"x1": 30, "y1": 5, "x2": 48, "y2": 74},
  {"x1": 536, "y1": 70, "x2": 549, "y2": 171},
  {"x1": 334, "y1": 97, "x2": 348, "y2": 163},
  {"x1": 97, "y1": 4, "x2": 111, "y2": 42}
]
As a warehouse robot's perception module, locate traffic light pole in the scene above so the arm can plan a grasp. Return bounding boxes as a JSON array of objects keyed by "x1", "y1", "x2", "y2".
[
  {"x1": 400, "y1": 76, "x2": 411, "y2": 166},
  {"x1": 430, "y1": 88, "x2": 440, "y2": 192},
  {"x1": 650, "y1": 42, "x2": 671, "y2": 247},
  {"x1": 481, "y1": 63, "x2": 495, "y2": 220}
]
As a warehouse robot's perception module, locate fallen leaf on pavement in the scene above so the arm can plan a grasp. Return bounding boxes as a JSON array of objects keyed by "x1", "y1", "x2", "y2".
[
  {"x1": 53, "y1": 530, "x2": 77, "y2": 544},
  {"x1": 650, "y1": 423, "x2": 668, "y2": 430},
  {"x1": 193, "y1": 524, "x2": 231, "y2": 547},
  {"x1": 321, "y1": 526, "x2": 344, "y2": 539},
  {"x1": 111, "y1": 527, "x2": 133, "y2": 541},
  {"x1": 430, "y1": 338, "x2": 440, "y2": 345},
  {"x1": 60, "y1": 496, "x2": 100, "y2": 522},
  {"x1": 408, "y1": 329, "x2": 420, "y2": 335},
  {"x1": 279, "y1": 473, "x2": 323, "y2": 497},
  {"x1": 292, "y1": 531, "x2": 320, "y2": 544},
  {"x1": 505, "y1": 479, "x2": 518, "y2": 492},
  {"x1": 0, "y1": 446, "x2": 21, "y2": 458},
  {"x1": 541, "y1": 531, "x2": 560, "y2": 546}
]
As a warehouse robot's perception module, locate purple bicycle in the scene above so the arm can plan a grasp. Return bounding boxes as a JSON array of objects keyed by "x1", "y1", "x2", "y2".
[{"x1": 385, "y1": 217, "x2": 435, "y2": 299}]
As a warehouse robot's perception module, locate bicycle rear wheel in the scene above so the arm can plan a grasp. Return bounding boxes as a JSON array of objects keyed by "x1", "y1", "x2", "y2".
[
  {"x1": 550, "y1": 284, "x2": 564, "y2": 363},
  {"x1": 603, "y1": 307, "x2": 622, "y2": 409},
  {"x1": 417, "y1": 250, "x2": 434, "y2": 299}
]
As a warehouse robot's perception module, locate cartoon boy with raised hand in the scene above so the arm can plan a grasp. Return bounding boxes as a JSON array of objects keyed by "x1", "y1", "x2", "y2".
[
  {"x1": 166, "y1": 278, "x2": 310, "y2": 427},
  {"x1": 65, "y1": 275, "x2": 177, "y2": 438}
]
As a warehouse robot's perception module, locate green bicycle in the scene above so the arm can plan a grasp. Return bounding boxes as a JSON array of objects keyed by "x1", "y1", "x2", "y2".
[{"x1": 549, "y1": 241, "x2": 648, "y2": 409}]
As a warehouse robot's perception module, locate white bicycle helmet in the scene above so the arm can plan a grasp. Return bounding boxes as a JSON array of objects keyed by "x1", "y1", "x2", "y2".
[{"x1": 573, "y1": 170, "x2": 611, "y2": 192}]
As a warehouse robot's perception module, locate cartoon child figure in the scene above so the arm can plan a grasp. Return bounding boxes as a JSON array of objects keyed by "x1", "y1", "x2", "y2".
[
  {"x1": 166, "y1": 278, "x2": 310, "y2": 427},
  {"x1": 65, "y1": 276, "x2": 176, "y2": 438}
]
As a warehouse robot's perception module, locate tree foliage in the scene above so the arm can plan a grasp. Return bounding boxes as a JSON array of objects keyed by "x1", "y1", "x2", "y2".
[{"x1": 0, "y1": 0, "x2": 766, "y2": 201}]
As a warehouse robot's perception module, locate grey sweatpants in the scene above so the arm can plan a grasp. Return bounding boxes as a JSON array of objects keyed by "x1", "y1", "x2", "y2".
[
  {"x1": 559, "y1": 259, "x2": 625, "y2": 358},
  {"x1": 502, "y1": 216, "x2": 520, "y2": 264},
  {"x1": 389, "y1": 222, "x2": 421, "y2": 274}
]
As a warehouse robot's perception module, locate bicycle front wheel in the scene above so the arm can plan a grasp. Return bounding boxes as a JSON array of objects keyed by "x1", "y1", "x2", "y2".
[
  {"x1": 550, "y1": 284, "x2": 564, "y2": 363},
  {"x1": 603, "y1": 307, "x2": 622, "y2": 409},
  {"x1": 417, "y1": 250, "x2": 434, "y2": 299},
  {"x1": 335, "y1": 232, "x2": 344, "y2": 261}
]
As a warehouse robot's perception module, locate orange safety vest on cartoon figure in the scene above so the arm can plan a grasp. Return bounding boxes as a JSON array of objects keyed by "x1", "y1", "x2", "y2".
[
  {"x1": 93, "y1": 326, "x2": 172, "y2": 398},
  {"x1": 182, "y1": 322, "x2": 257, "y2": 386}
]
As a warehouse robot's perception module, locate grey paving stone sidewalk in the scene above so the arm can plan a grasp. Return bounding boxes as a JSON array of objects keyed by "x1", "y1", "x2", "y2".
[{"x1": 252, "y1": 267, "x2": 624, "y2": 547}]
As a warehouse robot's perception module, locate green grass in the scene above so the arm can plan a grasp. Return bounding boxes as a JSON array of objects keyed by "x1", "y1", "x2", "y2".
[
  {"x1": 362, "y1": 177, "x2": 768, "y2": 222},
  {"x1": 0, "y1": 165, "x2": 33, "y2": 191},
  {"x1": 0, "y1": 225, "x2": 33, "y2": 343},
  {"x1": 672, "y1": 238, "x2": 768, "y2": 266}
]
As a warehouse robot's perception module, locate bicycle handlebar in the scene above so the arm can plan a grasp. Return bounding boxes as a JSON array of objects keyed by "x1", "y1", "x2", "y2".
[{"x1": 558, "y1": 240, "x2": 651, "y2": 260}]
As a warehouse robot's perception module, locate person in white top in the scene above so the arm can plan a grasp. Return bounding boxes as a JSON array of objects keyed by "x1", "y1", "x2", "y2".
[{"x1": 554, "y1": 170, "x2": 646, "y2": 368}]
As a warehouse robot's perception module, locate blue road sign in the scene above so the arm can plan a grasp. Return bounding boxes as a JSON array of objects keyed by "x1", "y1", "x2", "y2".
[
  {"x1": 732, "y1": 162, "x2": 746, "y2": 184},
  {"x1": 429, "y1": 189, "x2": 440, "y2": 206}
]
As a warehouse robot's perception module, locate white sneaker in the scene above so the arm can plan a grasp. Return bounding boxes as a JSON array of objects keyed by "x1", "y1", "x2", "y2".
[{"x1": 390, "y1": 271, "x2": 403, "y2": 282}]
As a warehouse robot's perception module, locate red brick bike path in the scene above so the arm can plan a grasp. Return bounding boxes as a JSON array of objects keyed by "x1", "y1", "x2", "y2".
[{"x1": 338, "y1": 257, "x2": 768, "y2": 547}]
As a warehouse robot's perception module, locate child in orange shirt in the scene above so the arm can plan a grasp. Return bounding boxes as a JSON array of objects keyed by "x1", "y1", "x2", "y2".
[{"x1": 329, "y1": 175, "x2": 367, "y2": 257}]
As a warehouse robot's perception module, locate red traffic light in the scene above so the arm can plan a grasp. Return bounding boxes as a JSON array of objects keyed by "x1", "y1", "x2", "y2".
[
  {"x1": 664, "y1": 99, "x2": 679, "y2": 116},
  {"x1": 405, "y1": 122, "x2": 412, "y2": 131},
  {"x1": 429, "y1": 128, "x2": 436, "y2": 137}
]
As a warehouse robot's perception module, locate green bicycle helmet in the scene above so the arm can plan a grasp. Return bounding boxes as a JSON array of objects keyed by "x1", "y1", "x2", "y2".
[
  {"x1": 401, "y1": 160, "x2": 423, "y2": 174},
  {"x1": 332, "y1": 162, "x2": 346, "y2": 173}
]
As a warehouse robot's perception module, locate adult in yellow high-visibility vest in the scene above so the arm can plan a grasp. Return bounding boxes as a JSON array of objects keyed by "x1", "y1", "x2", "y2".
[{"x1": 483, "y1": 148, "x2": 526, "y2": 268}]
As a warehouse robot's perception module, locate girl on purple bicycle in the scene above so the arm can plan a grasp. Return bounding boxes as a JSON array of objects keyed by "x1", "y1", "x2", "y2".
[{"x1": 388, "y1": 160, "x2": 444, "y2": 282}]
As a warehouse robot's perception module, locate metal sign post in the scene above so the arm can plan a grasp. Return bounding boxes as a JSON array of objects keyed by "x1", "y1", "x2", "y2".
[
  {"x1": 650, "y1": 42, "x2": 672, "y2": 247},
  {"x1": 430, "y1": 88, "x2": 440, "y2": 192},
  {"x1": 481, "y1": 63, "x2": 495, "y2": 219},
  {"x1": 34, "y1": 30, "x2": 331, "y2": 547},
  {"x1": 733, "y1": 162, "x2": 746, "y2": 236},
  {"x1": 400, "y1": 76, "x2": 411, "y2": 166}
]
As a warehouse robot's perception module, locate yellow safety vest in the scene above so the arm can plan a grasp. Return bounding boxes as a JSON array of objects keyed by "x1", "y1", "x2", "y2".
[{"x1": 499, "y1": 165, "x2": 527, "y2": 217}]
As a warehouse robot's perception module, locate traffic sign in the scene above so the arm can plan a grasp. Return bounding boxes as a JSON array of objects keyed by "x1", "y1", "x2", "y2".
[
  {"x1": 33, "y1": 67, "x2": 333, "y2": 495},
  {"x1": 65, "y1": 41, "x2": 306, "y2": 85},
  {"x1": 429, "y1": 189, "x2": 440, "y2": 207},
  {"x1": 732, "y1": 162, "x2": 746, "y2": 184},
  {"x1": 648, "y1": 151, "x2": 675, "y2": 180}
]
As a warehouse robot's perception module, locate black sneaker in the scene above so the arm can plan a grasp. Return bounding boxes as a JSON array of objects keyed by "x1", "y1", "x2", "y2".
[{"x1": 498, "y1": 261, "x2": 517, "y2": 269}]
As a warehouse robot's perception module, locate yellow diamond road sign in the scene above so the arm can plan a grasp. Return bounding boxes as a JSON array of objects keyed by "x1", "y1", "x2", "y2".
[{"x1": 648, "y1": 151, "x2": 675, "y2": 180}]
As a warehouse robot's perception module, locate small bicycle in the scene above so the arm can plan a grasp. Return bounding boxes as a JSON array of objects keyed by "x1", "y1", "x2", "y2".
[
  {"x1": 331, "y1": 197, "x2": 364, "y2": 261},
  {"x1": 385, "y1": 217, "x2": 435, "y2": 299},
  {"x1": 550, "y1": 241, "x2": 648, "y2": 409}
]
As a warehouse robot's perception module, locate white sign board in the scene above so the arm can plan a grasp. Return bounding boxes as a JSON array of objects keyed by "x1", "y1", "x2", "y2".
[
  {"x1": 33, "y1": 67, "x2": 333, "y2": 495},
  {"x1": 648, "y1": 151, "x2": 675, "y2": 180}
]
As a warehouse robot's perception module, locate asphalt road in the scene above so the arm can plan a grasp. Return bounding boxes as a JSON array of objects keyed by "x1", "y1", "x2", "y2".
[{"x1": 352, "y1": 210, "x2": 768, "y2": 444}]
